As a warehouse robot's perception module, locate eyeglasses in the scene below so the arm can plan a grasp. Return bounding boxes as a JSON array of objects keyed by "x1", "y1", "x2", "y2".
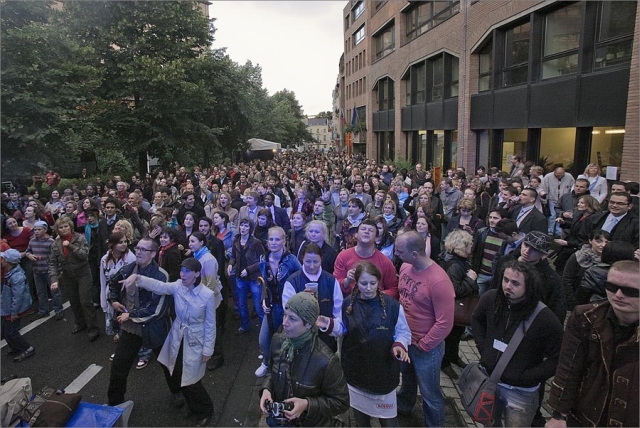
[
  {"x1": 604, "y1": 281, "x2": 640, "y2": 298},
  {"x1": 134, "y1": 247, "x2": 154, "y2": 253},
  {"x1": 608, "y1": 201, "x2": 629, "y2": 206}
]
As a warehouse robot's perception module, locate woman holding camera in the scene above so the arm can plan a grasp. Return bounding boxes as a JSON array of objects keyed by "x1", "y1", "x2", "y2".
[
  {"x1": 318, "y1": 261, "x2": 410, "y2": 427},
  {"x1": 259, "y1": 292, "x2": 349, "y2": 427}
]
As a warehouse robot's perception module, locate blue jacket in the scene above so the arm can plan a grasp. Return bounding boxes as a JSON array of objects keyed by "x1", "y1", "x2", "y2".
[
  {"x1": 2, "y1": 265, "x2": 33, "y2": 317},
  {"x1": 257, "y1": 252, "x2": 301, "y2": 306}
]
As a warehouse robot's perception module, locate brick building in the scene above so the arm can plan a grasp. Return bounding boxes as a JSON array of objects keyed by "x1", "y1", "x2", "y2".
[{"x1": 341, "y1": 0, "x2": 639, "y2": 181}]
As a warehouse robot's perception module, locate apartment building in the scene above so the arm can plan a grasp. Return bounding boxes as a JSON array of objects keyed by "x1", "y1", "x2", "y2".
[
  {"x1": 306, "y1": 117, "x2": 332, "y2": 151},
  {"x1": 342, "y1": 0, "x2": 639, "y2": 181}
]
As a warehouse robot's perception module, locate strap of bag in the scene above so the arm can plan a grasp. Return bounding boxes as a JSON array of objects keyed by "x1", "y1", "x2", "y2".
[{"x1": 488, "y1": 301, "x2": 545, "y2": 383}]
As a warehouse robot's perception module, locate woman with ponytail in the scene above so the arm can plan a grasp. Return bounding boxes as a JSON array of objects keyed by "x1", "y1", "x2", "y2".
[{"x1": 318, "y1": 261, "x2": 411, "y2": 427}]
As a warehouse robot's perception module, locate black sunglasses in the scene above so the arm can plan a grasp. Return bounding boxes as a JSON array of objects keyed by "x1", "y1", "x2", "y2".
[{"x1": 604, "y1": 281, "x2": 640, "y2": 298}]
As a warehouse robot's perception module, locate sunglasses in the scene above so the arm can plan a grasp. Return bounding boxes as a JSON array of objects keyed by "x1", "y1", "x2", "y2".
[{"x1": 604, "y1": 281, "x2": 640, "y2": 298}]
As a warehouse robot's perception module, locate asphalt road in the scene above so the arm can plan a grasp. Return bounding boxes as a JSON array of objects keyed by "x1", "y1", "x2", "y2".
[{"x1": 1, "y1": 301, "x2": 265, "y2": 427}]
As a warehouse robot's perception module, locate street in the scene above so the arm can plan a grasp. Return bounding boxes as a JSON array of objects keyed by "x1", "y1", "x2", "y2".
[{"x1": 1, "y1": 301, "x2": 264, "y2": 427}]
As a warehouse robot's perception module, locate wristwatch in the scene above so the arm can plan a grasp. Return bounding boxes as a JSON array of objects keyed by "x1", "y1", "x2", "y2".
[{"x1": 552, "y1": 410, "x2": 567, "y2": 421}]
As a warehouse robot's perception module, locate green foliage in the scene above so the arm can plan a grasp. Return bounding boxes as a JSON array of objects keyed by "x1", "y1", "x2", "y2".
[
  {"x1": 2, "y1": 1, "x2": 314, "y2": 175},
  {"x1": 383, "y1": 155, "x2": 413, "y2": 172}
]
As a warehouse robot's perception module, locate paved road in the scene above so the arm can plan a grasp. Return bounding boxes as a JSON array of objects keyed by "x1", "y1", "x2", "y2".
[{"x1": 1, "y1": 302, "x2": 264, "y2": 427}]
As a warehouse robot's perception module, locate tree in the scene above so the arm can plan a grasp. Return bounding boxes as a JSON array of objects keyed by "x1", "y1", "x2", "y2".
[
  {"x1": 1, "y1": 0, "x2": 102, "y2": 176},
  {"x1": 266, "y1": 89, "x2": 313, "y2": 148},
  {"x1": 315, "y1": 111, "x2": 333, "y2": 119},
  {"x1": 61, "y1": 1, "x2": 220, "y2": 172}
]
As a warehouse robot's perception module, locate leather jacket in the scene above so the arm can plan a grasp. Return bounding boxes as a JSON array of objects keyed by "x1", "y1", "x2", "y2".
[
  {"x1": 261, "y1": 332, "x2": 349, "y2": 426},
  {"x1": 547, "y1": 301, "x2": 639, "y2": 427}
]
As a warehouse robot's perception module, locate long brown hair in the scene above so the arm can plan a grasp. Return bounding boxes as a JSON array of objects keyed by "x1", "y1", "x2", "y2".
[{"x1": 346, "y1": 261, "x2": 387, "y2": 319}]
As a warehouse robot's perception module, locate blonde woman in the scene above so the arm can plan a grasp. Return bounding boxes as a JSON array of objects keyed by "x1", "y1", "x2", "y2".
[
  {"x1": 210, "y1": 192, "x2": 238, "y2": 226},
  {"x1": 577, "y1": 163, "x2": 608, "y2": 203}
]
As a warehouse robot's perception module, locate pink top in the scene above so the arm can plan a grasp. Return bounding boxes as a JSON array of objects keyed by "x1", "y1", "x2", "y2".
[
  {"x1": 333, "y1": 247, "x2": 399, "y2": 299},
  {"x1": 398, "y1": 262, "x2": 455, "y2": 352}
]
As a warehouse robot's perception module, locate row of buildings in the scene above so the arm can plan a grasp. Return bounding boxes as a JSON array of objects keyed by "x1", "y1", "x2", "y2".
[{"x1": 334, "y1": 0, "x2": 639, "y2": 181}]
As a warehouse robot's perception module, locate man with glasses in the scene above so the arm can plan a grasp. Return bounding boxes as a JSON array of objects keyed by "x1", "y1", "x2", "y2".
[
  {"x1": 107, "y1": 237, "x2": 174, "y2": 406},
  {"x1": 546, "y1": 260, "x2": 639, "y2": 428},
  {"x1": 579, "y1": 192, "x2": 638, "y2": 249}
]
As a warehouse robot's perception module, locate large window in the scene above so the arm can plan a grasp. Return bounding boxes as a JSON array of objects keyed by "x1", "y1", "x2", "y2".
[
  {"x1": 354, "y1": 25, "x2": 365, "y2": 46},
  {"x1": 450, "y1": 56, "x2": 459, "y2": 97},
  {"x1": 478, "y1": 43, "x2": 492, "y2": 92},
  {"x1": 542, "y1": 3, "x2": 581, "y2": 79},
  {"x1": 376, "y1": 78, "x2": 395, "y2": 111},
  {"x1": 375, "y1": 24, "x2": 395, "y2": 61},
  {"x1": 405, "y1": 1, "x2": 459, "y2": 41},
  {"x1": 415, "y1": 63, "x2": 426, "y2": 104},
  {"x1": 594, "y1": 1, "x2": 637, "y2": 69},
  {"x1": 502, "y1": 129, "x2": 528, "y2": 172},
  {"x1": 431, "y1": 56, "x2": 444, "y2": 100},
  {"x1": 354, "y1": 1, "x2": 365, "y2": 20},
  {"x1": 541, "y1": 128, "x2": 576, "y2": 171},
  {"x1": 591, "y1": 127, "x2": 624, "y2": 169},
  {"x1": 503, "y1": 21, "x2": 530, "y2": 86}
]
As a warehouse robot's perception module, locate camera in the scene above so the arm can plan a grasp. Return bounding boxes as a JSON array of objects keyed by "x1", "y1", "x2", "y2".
[{"x1": 265, "y1": 400, "x2": 294, "y2": 427}]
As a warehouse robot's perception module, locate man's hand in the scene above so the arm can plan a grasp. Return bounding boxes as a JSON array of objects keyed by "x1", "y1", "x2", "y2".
[
  {"x1": 545, "y1": 418, "x2": 567, "y2": 428},
  {"x1": 259, "y1": 390, "x2": 273, "y2": 414},
  {"x1": 51, "y1": 282, "x2": 59, "y2": 292},
  {"x1": 392, "y1": 345, "x2": 410, "y2": 362},
  {"x1": 111, "y1": 302, "x2": 126, "y2": 313},
  {"x1": 283, "y1": 397, "x2": 309, "y2": 421},
  {"x1": 117, "y1": 312, "x2": 130, "y2": 323}
]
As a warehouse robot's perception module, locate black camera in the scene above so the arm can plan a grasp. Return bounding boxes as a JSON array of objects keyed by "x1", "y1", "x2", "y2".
[{"x1": 265, "y1": 400, "x2": 294, "y2": 427}]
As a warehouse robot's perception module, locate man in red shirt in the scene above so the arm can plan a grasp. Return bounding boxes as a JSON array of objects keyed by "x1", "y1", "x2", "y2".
[{"x1": 45, "y1": 169, "x2": 61, "y2": 187}]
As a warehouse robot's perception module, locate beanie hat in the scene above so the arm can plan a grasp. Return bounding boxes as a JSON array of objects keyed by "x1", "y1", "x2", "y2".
[{"x1": 285, "y1": 292, "x2": 319, "y2": 326}]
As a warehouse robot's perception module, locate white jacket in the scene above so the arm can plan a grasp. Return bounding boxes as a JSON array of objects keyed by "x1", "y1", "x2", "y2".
[{"x1": 138, "y1": 277, "x2": 216, "y2": 386}]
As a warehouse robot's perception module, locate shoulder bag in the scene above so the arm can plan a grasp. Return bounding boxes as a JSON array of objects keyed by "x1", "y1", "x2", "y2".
[{"x1": 458, "y1": 301, "x2": 545, "y2": 424}]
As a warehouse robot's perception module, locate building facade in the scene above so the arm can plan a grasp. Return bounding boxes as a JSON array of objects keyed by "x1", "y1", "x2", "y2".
[
  {"x1": 306, "y1": 117, "x2": 332, "y2": 151},
  {"x1": 342, "y1": 0, "x2": 639, "y2": 181}
]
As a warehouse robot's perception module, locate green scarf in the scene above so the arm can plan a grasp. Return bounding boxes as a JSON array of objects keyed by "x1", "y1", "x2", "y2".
[{"x1": 280, "y1": 328, "x2": 316, "y2": 362}]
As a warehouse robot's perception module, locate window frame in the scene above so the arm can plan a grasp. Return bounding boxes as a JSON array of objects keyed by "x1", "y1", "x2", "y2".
[
  {"x1": 541, "y1": 2, "x2": 582, "y2": 80},
  {"x1": 502, "y1": 20, "x2": 531, "y2": 87},
  {"x1": 354, "y1": 1, "x2": 365, "y2": 20},
  {"x1": 593, "y1": 1, "x2": 637, "y2": 70},
  {"x1": 354, "y1": 25, "x2": 366, "y2": 46},
  {"x1": 375, "y1": 24, "x2": 395, "y2": 61}
]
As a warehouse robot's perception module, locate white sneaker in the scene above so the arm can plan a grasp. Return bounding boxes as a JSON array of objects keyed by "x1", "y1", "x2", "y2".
[{"x1": 255, "y1": 363, "x2": 268, "y2": 377}]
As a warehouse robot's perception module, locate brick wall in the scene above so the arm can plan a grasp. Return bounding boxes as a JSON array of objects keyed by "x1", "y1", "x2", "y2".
[{"x1": 621, "y1": 6, "x2": 639, "y2": 182}]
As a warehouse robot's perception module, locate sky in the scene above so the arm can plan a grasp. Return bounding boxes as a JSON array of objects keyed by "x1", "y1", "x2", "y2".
[{"x1": 209, "y1": 1, "x2": 345, "y2": 117}]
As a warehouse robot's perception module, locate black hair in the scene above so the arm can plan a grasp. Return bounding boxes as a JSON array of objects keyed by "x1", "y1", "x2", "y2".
[
  {"x1": 601, "y1": 241, "x2": 636, "y2": 265},
  {"x1": 493, "y1": 259, "x2": 541, "y2": 328},
  {"x1": 495, "y1": 218, "x2": 518, "y2": 236},
  {"x1": 160, "y1": 226, "x2": 179, "y2": 242},
  {"x1": 301, "y1": 242, "x2": 322, "y2": 259}
]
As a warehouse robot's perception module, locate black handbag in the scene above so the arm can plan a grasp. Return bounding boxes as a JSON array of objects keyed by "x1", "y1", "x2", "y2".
[
  {"x1": 458, "y1": 302, "x2": 544, "y2": 424},
  {"x1": 19, "y1": 386, "x2": 81, "y2": 427}
]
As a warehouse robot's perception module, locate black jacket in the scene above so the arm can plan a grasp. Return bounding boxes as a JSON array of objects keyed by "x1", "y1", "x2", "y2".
[
  {"x1": 472, "y1": 290, "x2": 564, "y2": 387},
  {"x1": 508, "y1": 205, "x2": 548, "y2": 235},
  {"x1": 578, "y1": 211, "x2": 639, "y2": 249},
  {"x1": 261, "y1": 332, "x2": 349, "y2": 426}
]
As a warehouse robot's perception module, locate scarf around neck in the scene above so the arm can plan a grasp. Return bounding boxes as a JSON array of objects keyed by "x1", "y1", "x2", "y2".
[
  {"x1": 194, "y1": 245, "x2": 210, "y2": 261},
  {"x1": 59, "y1": 233, "x2": 74, "y2": 257},
  {"x1": 280, "y1": 328, "x2": 316, "y2": 362},
  {"x1": 85, "y1": 222, "x2": 99, "y2": 246}
]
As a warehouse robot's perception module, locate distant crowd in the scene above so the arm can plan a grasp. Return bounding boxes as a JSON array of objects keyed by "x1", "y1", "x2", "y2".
[{"x1": 1, "y1": 148, "x2": 638, "y2": 427}]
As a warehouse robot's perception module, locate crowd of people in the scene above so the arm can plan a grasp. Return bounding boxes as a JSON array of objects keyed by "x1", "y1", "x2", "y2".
[{"x1": 1, "y1": 148, "x2": 639, "y2": 427}]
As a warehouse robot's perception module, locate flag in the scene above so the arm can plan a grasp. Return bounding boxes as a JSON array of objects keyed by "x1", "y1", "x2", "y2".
[
  {"x1": 351, "y1": 105, "x2": 357, "y2": 126},
  {"x1": 340, "y1": 109, "x2": 346, "y2": 126}
]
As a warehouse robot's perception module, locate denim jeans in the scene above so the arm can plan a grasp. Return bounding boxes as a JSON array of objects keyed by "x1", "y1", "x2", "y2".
[
  {"x1": 547, "y1": 201, "x2": 561, "y2": 236},
  {"x1": 492, "y1": 384, "x2": 539, "y2": 427},
  {"x1": 477, "y1": 273, "x2": 492, "y2": 296},
  {"x1": 235, "y1": 278, "x2": 264, "y2": 331},
  {"x1": 259, "y1": 303, "x2": 284, "y2": 363},
  {"x1": 397, "y1": 342, "x2": 445, "y2": 427},
  {"x1": 33, "y1": 271, "x2": 62, "y2": 315}
]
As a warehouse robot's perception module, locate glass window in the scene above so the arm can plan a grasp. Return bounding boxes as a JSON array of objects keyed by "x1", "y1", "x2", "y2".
[
  {"x1": 415, "y1": 63, "x2": 426, "y2": 104},
  {"x1": 502, "y1": 129, "x2": 528, "y2": 172},
  {"x1": 544, "y1": 4, "x2": 581, "y2": 56},
  {"x1": 542, "y1": 3, "x2": 581, "y2": 79},
  {"x1": 354, "y1": 25, "x2": 365, "y2": 46},
  {"x1": 433, "y1": 130, "x2": 445, "y2": 170},
  {"x1": 375, "y1": 25, "x2": 395, "y2": 61},
  {"x1": 405, "y1": 1, "x2": 459, "y2": 41},
  {"x1": 354, "y1": 1, "x2": 365, "y2": 20},
  {"x1": 478, "y1": 43, "x2": 492, "y2": 92},
  {"x1": 450, "y1": 130, "x2": 458, "y2": 169},
  {"x1": 503, "y1": 21, "x2": 530, "y2": 86},
  {"x1": 419, "y1": 130, "x2": 428, "y2": 166},
  {"x1": 540, "y1": 128, "x2": 576, "y2": 171},
  {"x1": 345, "y1": 14, "x2": 350, "y2": 30},
  {"x1": 591, "y1": 127, "x2": 624, "y2": 169},
  {"x1": 450, "y1": 56, "x2": 459, "y2": 97},
  {"x1": 431, "y1": 56, "x2": 444, "y2": 101},
  {"x1": 595, "y1": 1, "x2": 637, "y2": 69},
  {"x1": 405, "y1": 78, "x2": 411, "y2": 106}
]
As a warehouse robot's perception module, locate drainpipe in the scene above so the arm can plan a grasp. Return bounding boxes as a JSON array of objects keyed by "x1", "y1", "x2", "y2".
[{"x1": 460, "y1": 0, "x2": 468, "y2": 170}]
